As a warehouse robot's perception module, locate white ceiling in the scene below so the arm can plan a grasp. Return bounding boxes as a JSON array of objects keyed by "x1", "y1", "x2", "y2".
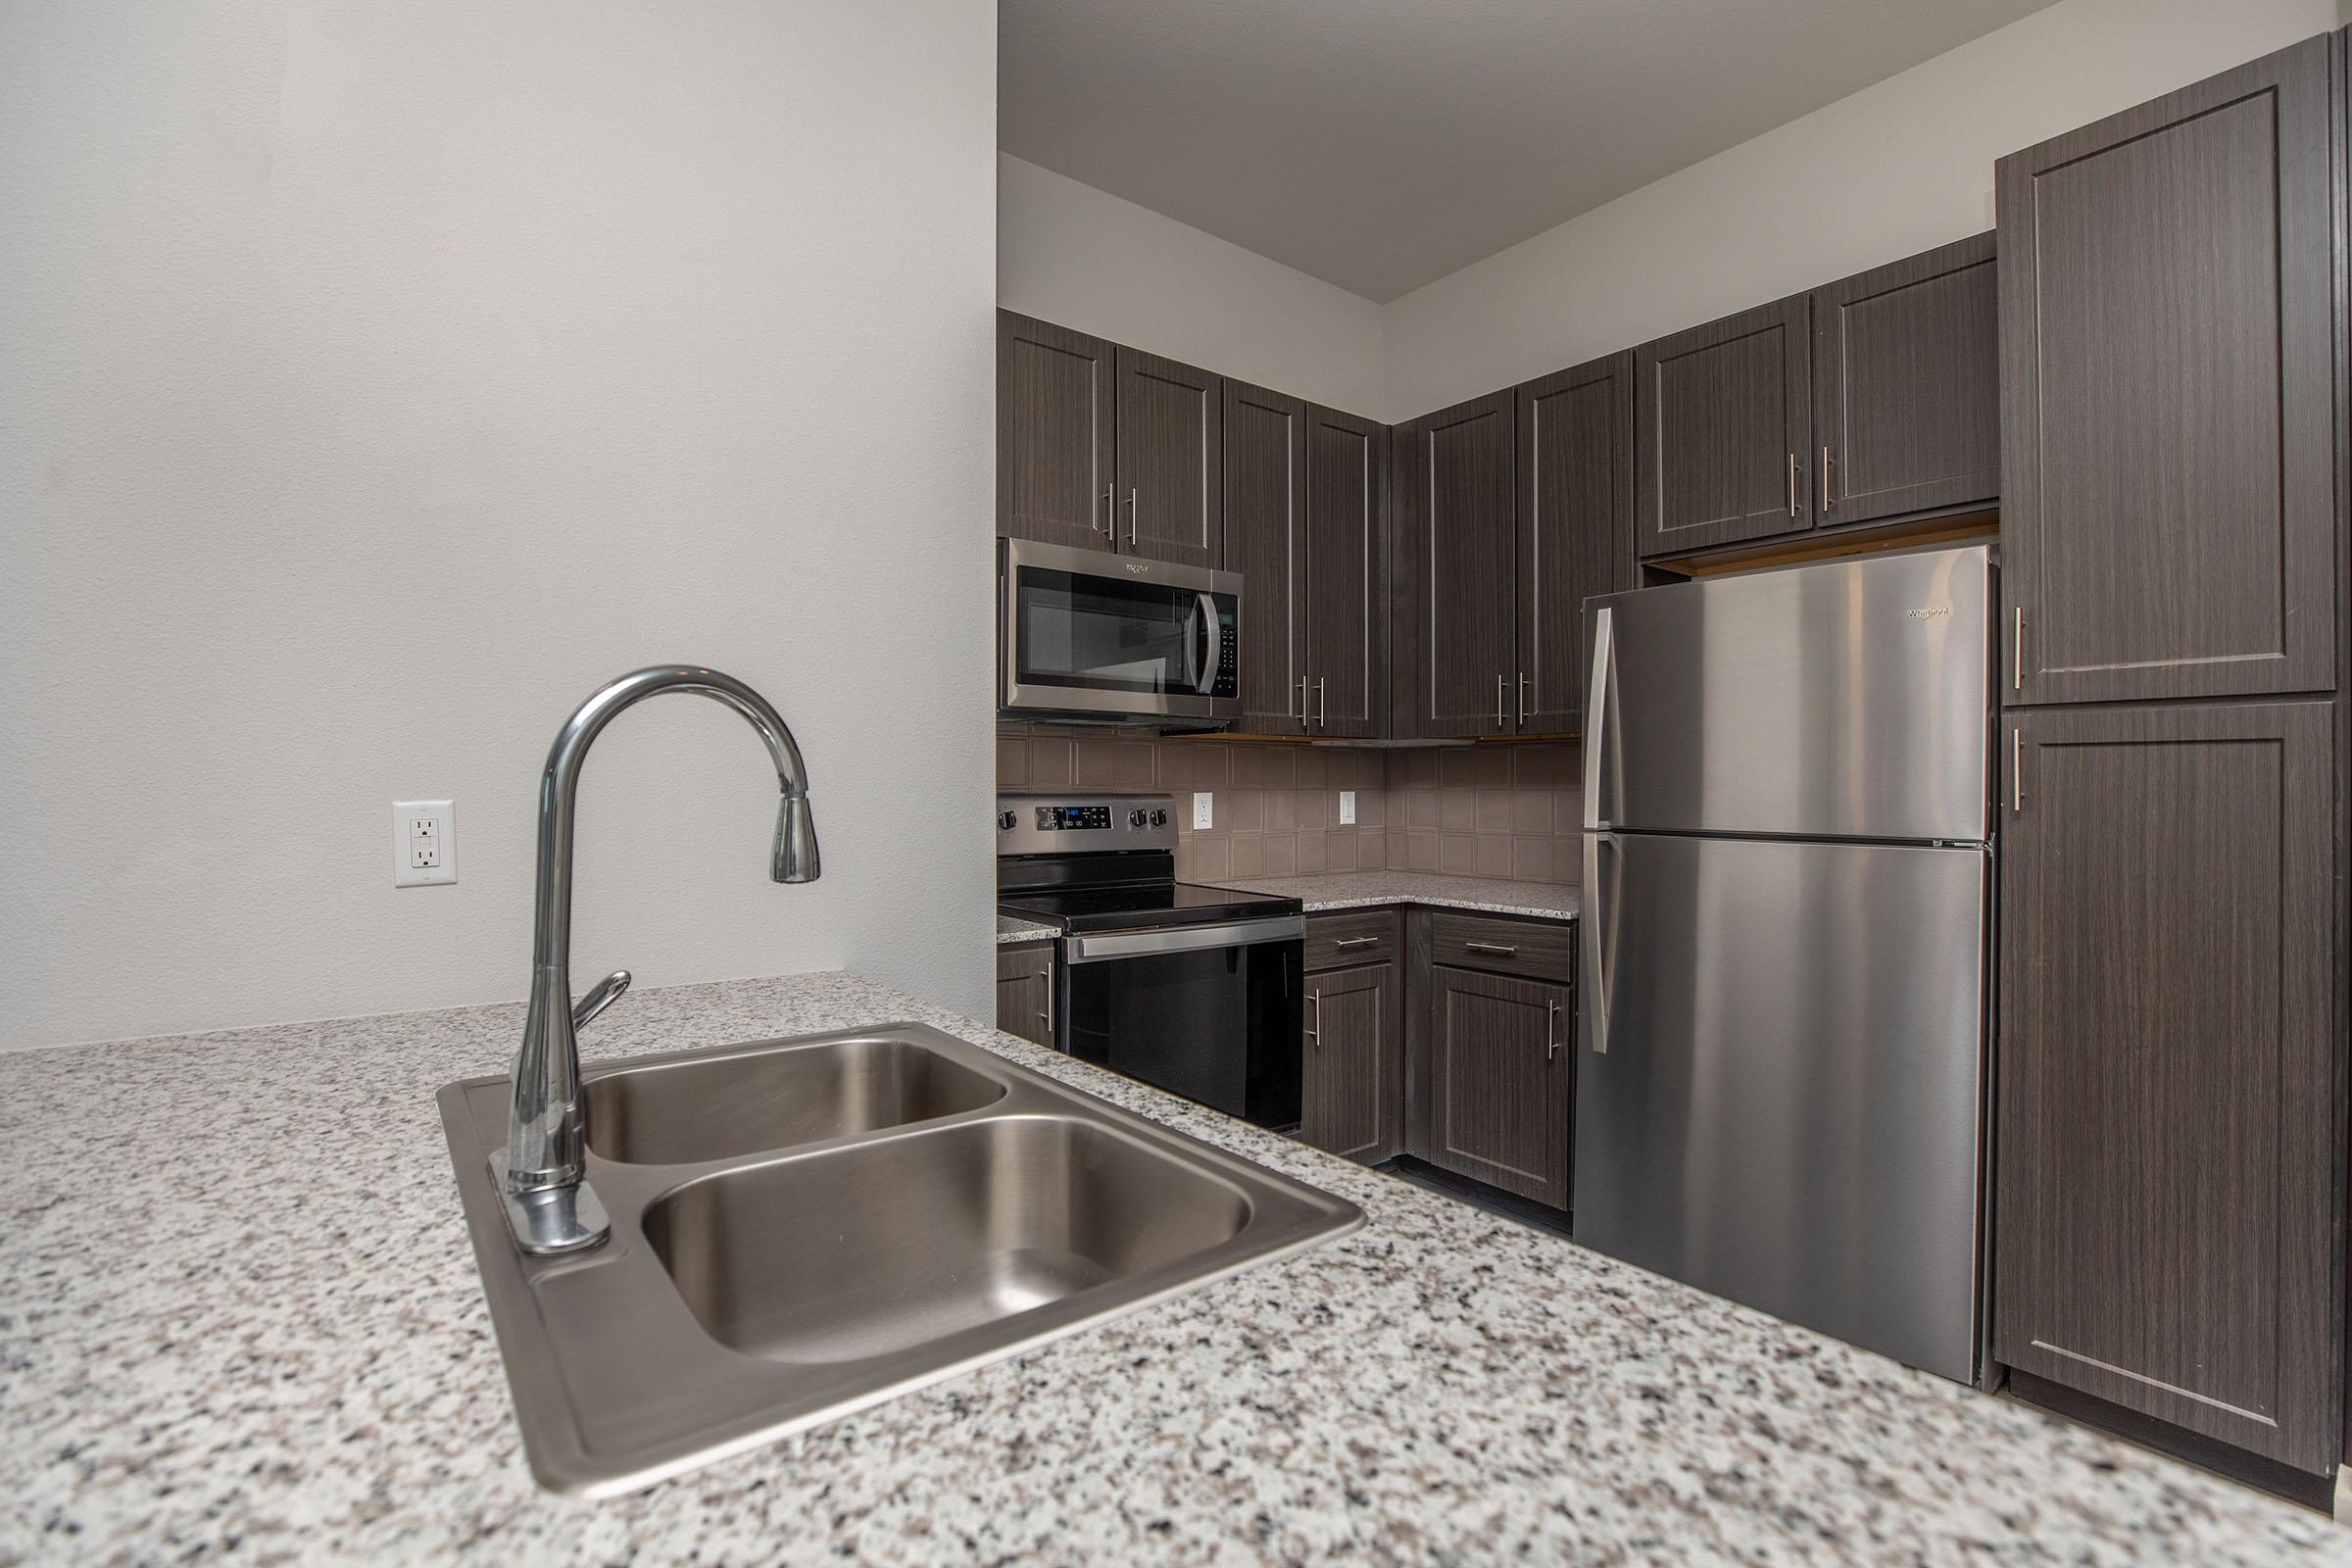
[{"x1": 1001, "y1": 0, "x2": 2057, "y2": 303}]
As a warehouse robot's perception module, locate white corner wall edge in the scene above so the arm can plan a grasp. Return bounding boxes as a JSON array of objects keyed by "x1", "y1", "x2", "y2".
[
  {"x1": 999, "y1": 153, "x2": 1387, "y2": 419},
  {"x1": 1381, "y1": 0, "x2": 2342, "y2": 419},
  {"x1": 1, "y1": 0, "x2": 999, "y2": 1051}
]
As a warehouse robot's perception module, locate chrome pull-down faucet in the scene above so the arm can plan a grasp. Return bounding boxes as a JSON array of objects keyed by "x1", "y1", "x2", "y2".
[{"x1": 493, "y1": 665, "x2": 820, "y2": 1255}]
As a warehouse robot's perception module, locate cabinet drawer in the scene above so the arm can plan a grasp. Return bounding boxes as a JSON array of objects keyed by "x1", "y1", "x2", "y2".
[
  {"x1": 1426, "y1": 910, "x2": 1573, "y2": 983},
  {"x1": 1305, "y1": 909, "x2": 1398, "y2": 971}
]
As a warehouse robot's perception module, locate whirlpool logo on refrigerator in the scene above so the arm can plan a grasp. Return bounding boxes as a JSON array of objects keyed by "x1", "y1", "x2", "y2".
[{"x1": 1906, "y1": 606, "x2": 1951, "y2": 620}]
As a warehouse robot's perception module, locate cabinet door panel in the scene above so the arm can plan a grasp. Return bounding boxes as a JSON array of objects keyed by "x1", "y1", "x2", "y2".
[
  {"x1": 1636, "y1": 296, "x2": 1811, "y2": 558},
  {"x1": 1814, "y1": 232, "x2": 1998, "y2": 526},
  {"x1": 1301, "y1": 960, "x2": 1399, "y2": 1163},
  {"x1": 1397, "y1": 391, "x2": 1515, "y2": 738},
  {"x1": 998, "y1": 313, "x2": 1114, "y2": 551},
  {"x1": 1994, "y1": 701, "x2": 2336, "y2": 1471},
  {"x1": 1425, "y1": 966, "x2": 1571, "y2": 1207},
  {"x1": 1116, "y1": 347, "x2": 1221, "y2": 566},
  {"x1": 1998, "y1": 37, "x2": 2335, "y2": 703},
  {"x1": 1516, "y1": 352, "x2": 1633, "y2": 733},
  {"x1": 1223, "y1": 380, "x2": 1307, "y2": 733},
  {"x1": 1304, "y1": 405, "x2": 1387, "y2": 738},
  {"x1": 994, "y1": 942, "x2": 1056, "y2": 1049}
]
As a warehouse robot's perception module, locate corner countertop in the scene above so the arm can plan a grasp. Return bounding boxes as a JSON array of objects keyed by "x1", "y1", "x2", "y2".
[
  {"x1": 1212, "y1": 870, "x2": 1581, "y2": 921},
  {"x1": 995, "y1": 912, "x2": 1058, "y2": 944},
  {"x1": 3, "y1": 972, "x2": 2342, "y2": 1565}
]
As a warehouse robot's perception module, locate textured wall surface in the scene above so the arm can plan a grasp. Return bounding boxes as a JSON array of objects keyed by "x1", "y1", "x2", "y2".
[{"x1": 1, "y1": 1, "x2": 999, "y2": 1048}]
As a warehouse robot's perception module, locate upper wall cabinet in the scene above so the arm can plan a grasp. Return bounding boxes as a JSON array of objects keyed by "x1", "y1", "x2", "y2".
[
  {"x1": 1115, "y1": 347, "x2": 1223, "y2": 566},
  {"x1": 1517, "y1": 352, "x2": 1635, "y2": 732},
  {"x1": 1998, "y1": 37, "x2": 2336, "y2": 705},
  {"x1": 997, "y1": 313, "x2": 1225, "y2": 566},
  {"x1": 998, "y1": 312, "x2": 1116, "y2": 551},
  {"x1": 1395, "y1": 390, "x2": 1517, "y2": 738},
  {"x1": 1814, "y1": 232, "x2": 1999, "y2": 527},
  {"x1": 1303, "y1": 405, "x2": 1388, "y2": 737},
  {"x1": 1635, "y1": 295, "x2": 1812, "y2": 558},
  {"x1": 1223, "y1": 379, "x2": 1308, "y2": 731}
]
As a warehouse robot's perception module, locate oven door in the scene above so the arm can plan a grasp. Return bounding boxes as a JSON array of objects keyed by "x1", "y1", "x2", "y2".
[
  {"x1": 1060, "y1": 916, "x2": 1303, "y2": 1127},
  {"x1": 1001, "y1": 538, "x2": 1242, "y2": 723}
]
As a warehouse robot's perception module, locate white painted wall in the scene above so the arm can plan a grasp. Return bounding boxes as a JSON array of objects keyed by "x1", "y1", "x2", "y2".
[
  {"x1": 1384, "y1": 0, "x2": 2340, "y2": 418},
  {"x1": 999, "y1": 153, "x2": 1387, "y2": 418},
  {"x1": 0, "y1": 1, "x2": 998, "y2": 1050}
]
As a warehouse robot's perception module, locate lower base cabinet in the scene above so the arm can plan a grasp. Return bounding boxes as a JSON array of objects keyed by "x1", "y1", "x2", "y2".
[
  {"x1": 1421, "y1": 963, "x2": 1573, "y2": 1209},
  {"x1": 1301, "y1": 961, "x2": 1402, "y2": 1161},
  {"x1": 995, "y1": 940, "x2": 1056, "y2": 1049}
]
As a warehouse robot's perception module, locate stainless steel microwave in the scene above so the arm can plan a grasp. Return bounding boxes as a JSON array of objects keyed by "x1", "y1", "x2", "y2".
[{"x1": 998, "y1": 538, "x2": 1242, "y2": 726}]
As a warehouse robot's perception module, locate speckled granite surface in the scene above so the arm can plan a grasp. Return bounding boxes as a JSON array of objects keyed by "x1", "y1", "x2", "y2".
[
  {"x1": 995, "y1": 912, "x2": 1057, "y2": 944},
  {"x1": 3, "y1": 970, "x2": 2343, "y2": 1565},
  {"x1": 1214, "y1": 869, "x2": 1581, "y2": 921}
]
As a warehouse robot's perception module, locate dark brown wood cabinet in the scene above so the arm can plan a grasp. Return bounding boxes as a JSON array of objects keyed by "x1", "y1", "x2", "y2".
[
  {"x1": 1114, "y1": 346, "x2": 1222, "y2": 565},
  {"x1": 1303, "y1": 405, "x2": 1387, "y2": 737},
  {"x1": 1302, "y1": 960, "x2": 1402, "y2": 1163},
  {"x1": 1394, "y1": 390, "x2": 1516, "y2": 738},
  {"x1": 994, "y1": 940, "x2": 1056, "y2": 1050},
  {"x1": 1635, "y1": 295, "x2": 1812, "y2": 558},
  {"x1": 1997, "y1": 36, "x2": 2337, "y2": 706},
  {"x1": 1223, "y1": 379, "x2": 1308, "y2": 731},
  {"x1": 1813, "y1": 232, "x2": 1998, "y2": 526},
  {"x1": 998, "y1": 312, "x2": 1115, "y2": 551},
  {"x1": 1516, "y1": 352, "x2": 1634, "y2": 732},
  {"x1": 1421, "y1": 963, "x2": 1572, "y2": 1209},
  {"x1": 1993, "y1": 701, "x2": 2338, "y2": 1473}
]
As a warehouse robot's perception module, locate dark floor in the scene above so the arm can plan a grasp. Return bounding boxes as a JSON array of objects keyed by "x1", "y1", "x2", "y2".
[{"x1": 1373, "y1": 1154, "x2": 1575, "y2": 1240}]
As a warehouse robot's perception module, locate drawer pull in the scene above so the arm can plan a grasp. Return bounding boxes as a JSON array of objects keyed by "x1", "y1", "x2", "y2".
[
  {"x1": 1333, "y1": 935, "x2": 1382, "y2": 951},
  {"x1": 1463, "y1": 941, "x2": 1518, "y2": 957}
]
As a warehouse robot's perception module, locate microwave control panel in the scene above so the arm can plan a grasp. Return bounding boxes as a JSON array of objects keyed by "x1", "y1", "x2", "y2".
[{"x1": 1212, "y1": 609, "x2": 1239, "y2": 699}]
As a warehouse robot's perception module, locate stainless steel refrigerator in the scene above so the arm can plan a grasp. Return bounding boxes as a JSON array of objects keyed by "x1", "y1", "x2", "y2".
[{"x1": 1576, "y1": 543, "x2": 1991, "y2": 1385}]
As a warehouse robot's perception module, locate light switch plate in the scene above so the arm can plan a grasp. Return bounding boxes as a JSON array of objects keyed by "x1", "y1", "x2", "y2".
[
  {"x1": 1338, "y1": 790, "x2": 1356, "y2": 825},
  {"x1": 1193, "y1": 792, "x2": 1213, "y2": 830},
  {"x1": 394, "y1": 800, "x2": 458, "y2": 886}
]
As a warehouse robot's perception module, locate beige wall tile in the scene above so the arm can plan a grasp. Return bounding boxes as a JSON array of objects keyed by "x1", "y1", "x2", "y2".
[
  {"x1": 1190, "y1": 837, "x2": 1230, "y2": 879},
  {"x1": 997, "y1": 739, "x2": 1029, "y2": 787},
  {"x1": 1440, "y1": 790, "x2": 1476, "y2": 832},
  {"x1": 1263, "y1": 835, "x2": 1297, "y2": 876},
  {"x1": 1474, "y1": 835, "x2": 1513, "y2": 878},
  {"x1": 1326, "y1": 832, "x2": 1358, "y2": 871},
  {"x1": 1028, "y1": 737, "x2": 1073, "y2": 787},
  {"x1": 1229, "y1": 834, "x2": 1266, "y2": 876},
  {"x1": 1226, "y1": 790, "x2": 1264, "y2": 832},
  {"x1": 1266, "y1": 792, "x2": 1298, "y2": 831}
]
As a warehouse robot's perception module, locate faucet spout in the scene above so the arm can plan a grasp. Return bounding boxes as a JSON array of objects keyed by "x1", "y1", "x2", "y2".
[{"x1": 496, "y1": 665, "x2": 820, "y2": 1255}]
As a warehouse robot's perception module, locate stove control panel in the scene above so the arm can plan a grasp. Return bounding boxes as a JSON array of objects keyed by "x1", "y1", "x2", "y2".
[{"x1": 996, "y1": 793, "x2": 1178, "y2": 857}]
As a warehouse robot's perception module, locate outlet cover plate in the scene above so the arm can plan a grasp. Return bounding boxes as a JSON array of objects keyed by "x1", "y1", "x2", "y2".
[{"x1": 394, "y1": 800, "x2": 458, "y2": 887}]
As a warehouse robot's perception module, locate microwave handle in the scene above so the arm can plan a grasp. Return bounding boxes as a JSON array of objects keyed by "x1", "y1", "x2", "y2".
[{"x1": 1195, "y1": 593, "x2": 1221, "y2": 696}]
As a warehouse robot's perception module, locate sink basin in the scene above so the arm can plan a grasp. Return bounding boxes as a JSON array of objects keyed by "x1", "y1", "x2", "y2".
[
  {"x1": 585, "y1": 1034, "x2": 1004, "y2": 1164},
  {"x1": 437, "y1": 1022, "x2": 1362, "y2": 1495}
]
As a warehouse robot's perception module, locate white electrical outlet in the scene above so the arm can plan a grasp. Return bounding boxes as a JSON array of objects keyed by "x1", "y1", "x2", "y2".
[
  {"x1": 1193, "y1": 791, "x2": 1213, "y2": 830},
  {"x1": 1338, "y1": 790, "x2": 1356, "y2": 825},
  {"x1": 393, "y1": 800, "x2": 458, "y2": 886}
]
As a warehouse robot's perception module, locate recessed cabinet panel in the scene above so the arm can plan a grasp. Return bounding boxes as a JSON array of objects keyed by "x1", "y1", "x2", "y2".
[
  {"x1": 998, "y1": 313, "x2": 1114, "y2": 551},
  {"x1": 1398, "y1": 391, "x2": 1515, "y2": 738},
  {"x1": 1998, "y1": 38, "x2": 2335, "y2": 703},
  {"x1": 1994, "y1": 701, "x2": 2336, "y2": 1471},
  {"x1": 1115, "y1": 347, "x2": 1222, "y2": 566},
  {"x1": 1223, "y1": 380, "x2": 1307, "y2": 732},
  {"x1": 994, "y1": 941, "x2": 1056, "y2": 1050},
  {"x1": 1636, "y1": 296, "x2": 1811, "y2": 558},
  {"x1": 1814, "y1": 232, "x2": 1998, "y2": 526},
  {"x1": 1516, "y1": 352, "x2": 1633, "y2": 733},
  {"x1": 1301, "y1": 960, "x2": 1400, "y2": 1164},
  {"x1": 1304, "y1": 405, "x2": 1387, "y2": 738},
  {"x1": 1424, "y1": 965, "x2": 1571, "y2": 1208}
]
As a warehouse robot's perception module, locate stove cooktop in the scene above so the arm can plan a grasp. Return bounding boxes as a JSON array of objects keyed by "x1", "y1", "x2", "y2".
[{"x1": 997, "y1": 880, "x2": 1301, "y2": 934}]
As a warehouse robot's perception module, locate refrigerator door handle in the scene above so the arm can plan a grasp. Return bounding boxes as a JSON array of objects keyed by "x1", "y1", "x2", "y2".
[
  {"x1": 1582, "y1": 606, "x2": 1613, "y2": 831},
  {"x1": 1581, "y1": 830, "x2": 1616, "y2": 1054}
]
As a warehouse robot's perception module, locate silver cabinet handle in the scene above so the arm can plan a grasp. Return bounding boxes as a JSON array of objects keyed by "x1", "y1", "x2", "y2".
[
  {"x1": 1820, "y1": 446, "x2": 1833, "y2": 513},
  {"x1": 1516, "y1": 671, "x2": 1529, "y2": 728},
  {"x1": 1316, "y1": 677, "x2": 1326, "y2": 728},
  {"x1": 1306, "y1": 986, "x2": 1321, "y2": 1047},
  {"x1": 1333, "y1": 935, "x2": 1382, "y2": 950},
  {"x1": 1125, "y1": 487, "x2": 1139, "y2": 545},
  {"x1": 1038, "y1": 967, "x2": 1054, "y2": 1037},
  {"x1": 1546, "y1": 999, "x2": 1559, "y2": 1061},
  {"x1": 2011, "y1": 728, "x2": 2022, "y2": 813},
  {"x1": 1464, "y1": 940, "x2": 1518, "y2": 957},
  {"x1": 1494, "y1": 673, "x2": 1506, "y2": 727},
  {"x1": 1096, "y1": 486, "x2": 1112, "y2": 535},
  {"x1": 2013, "y1": 607, "x2": 2025, "y2": 692},
  {"x1": 1787, "y1": 453, "x2": 1799, "y2": 518}
]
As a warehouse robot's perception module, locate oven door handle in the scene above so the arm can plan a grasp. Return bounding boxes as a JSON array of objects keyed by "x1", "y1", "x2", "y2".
[
  {"x1": 1067, "y1": 915, "x2": 1304, "y2": 964},
  {"x1": 1194, "y1": 592, "x2": 1221, "y2": 697}
]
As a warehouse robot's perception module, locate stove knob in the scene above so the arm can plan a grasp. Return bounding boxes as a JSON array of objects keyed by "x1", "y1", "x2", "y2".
[
  {"x1": 997, "y1": 810, "x2": 1016, "y2": 832},
  {"x1": 1128, "y1": 808, "x2": 1150, "y2": 828},
  {"x1": 1150, "y1": 808, "x2": 1168, "y2": 827}
]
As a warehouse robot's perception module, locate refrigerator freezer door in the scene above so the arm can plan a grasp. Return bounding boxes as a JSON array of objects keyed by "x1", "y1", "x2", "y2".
[
  {"x1": 1583, "y1": 544, "x2": 1989, "y2": 841},
  {"x1": 1574, "y1": 830, "x2": 1987, "y2": 1383}
]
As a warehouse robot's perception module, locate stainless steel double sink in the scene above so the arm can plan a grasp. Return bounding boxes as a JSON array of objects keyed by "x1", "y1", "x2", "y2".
[{"x1": 438, "y1": 1023, "x2": 1363, "y2": 1495}]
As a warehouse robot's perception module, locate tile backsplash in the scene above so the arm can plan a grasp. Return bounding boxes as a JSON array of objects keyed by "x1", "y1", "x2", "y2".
[{"x1": 997, "y1": 730, "x2": 1583, "y2": 885}]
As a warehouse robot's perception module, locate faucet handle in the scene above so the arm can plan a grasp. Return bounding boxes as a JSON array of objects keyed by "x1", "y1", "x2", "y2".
[{"x1": 571, "y1": 969, "x2": 632, "y2": 1030}]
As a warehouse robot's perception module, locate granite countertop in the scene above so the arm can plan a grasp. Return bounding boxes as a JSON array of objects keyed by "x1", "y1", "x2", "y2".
[
  {"x1": 4, "y1": 971, "x2": 2344, "y2": 1565},
  {"x1": 1215, "y1": 869, "x2": 1581, "y2": 921},
  {"x1": 995, "y1": 912, "x2": 1057, "y2": 944}
]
